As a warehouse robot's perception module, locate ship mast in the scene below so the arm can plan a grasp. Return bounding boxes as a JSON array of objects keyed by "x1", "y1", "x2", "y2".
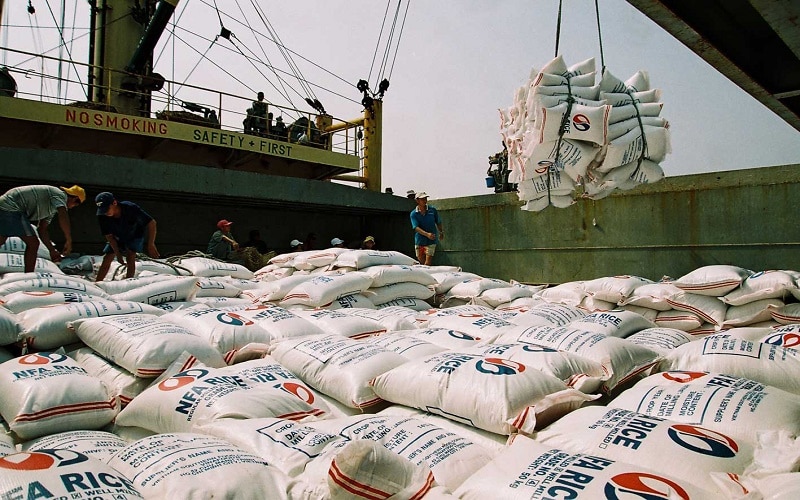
[{"x1": 90, "y1": 0, "x2": 178, "y2": 116}]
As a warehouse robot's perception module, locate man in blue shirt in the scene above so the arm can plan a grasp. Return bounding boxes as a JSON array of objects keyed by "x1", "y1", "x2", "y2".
[
  {"x1": 409, "y1": 191, "x2": 444, "y2": 265},
  {"x1": 94, "y1": 192, "x2": 159, "y2": 280}
]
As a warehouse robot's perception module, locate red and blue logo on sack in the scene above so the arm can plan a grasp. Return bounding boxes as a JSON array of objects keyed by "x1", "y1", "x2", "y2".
[
  {"x1": 475, "y1": 358, "x2": 526, "y2": 375},
  {"x1": 604, "y1": 472, "x2": 690, "y2": 500}
]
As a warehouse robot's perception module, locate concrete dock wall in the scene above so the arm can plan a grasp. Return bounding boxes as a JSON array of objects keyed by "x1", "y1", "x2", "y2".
[{"x1": 433, "y1": 164, "x2": 800, "y2": 283}]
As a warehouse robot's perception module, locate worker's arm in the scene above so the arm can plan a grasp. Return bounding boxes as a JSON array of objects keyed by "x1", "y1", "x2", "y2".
[
  {"x1": 104, "y1": 234, "x2": 124, "y2": 264},
  {"x1": 54, "y1": 206, "x2": 73, "y2": 256},
  {"x1": 436, "y1": 223, "x2": 444, "y2": 241},
  {"x1": 36, "y1": 219, "x2": 62, "y2": 261},
  {"x1": 145, "y1": 220, "x2": 160, "y2": 258},
  {"x1": 221, "y1": 234, "x2": 239, "y2": 250}
]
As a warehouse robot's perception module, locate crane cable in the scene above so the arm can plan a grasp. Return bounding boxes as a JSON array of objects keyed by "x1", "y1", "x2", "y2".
[{"x1": 369, "y1": 0, "x2": 410, "y2": 93}]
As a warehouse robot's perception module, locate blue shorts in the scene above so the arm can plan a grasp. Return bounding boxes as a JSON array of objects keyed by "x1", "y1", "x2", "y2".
[
  {"x1": 103, "y1": 237, "x2": 144, "y2": 254},
  {"x1": 0, "y1": 211, "x2": 37, "y2": 237}
]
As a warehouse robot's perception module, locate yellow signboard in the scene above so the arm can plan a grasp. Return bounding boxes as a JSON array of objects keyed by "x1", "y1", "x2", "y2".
[{"x1": 0, "y1": 96, "x2": 359, "y2": 170}]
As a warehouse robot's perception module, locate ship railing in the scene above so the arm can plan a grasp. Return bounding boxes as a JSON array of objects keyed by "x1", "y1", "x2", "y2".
[{"x1": 0, "y1": 46, "x2": 365, "y2": 159}]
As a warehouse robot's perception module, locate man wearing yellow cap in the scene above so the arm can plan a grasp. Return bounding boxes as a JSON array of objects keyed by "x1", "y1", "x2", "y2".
[{"x1": 0, "y1": 184, "x2": 86, "y2": 272}]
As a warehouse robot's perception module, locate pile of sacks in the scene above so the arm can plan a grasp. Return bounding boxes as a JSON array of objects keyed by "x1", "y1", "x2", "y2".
[
  {"x1": 0, "y1": 240, "x2": 799, "y2": 498},
  {"x1": 500, "y1": 55, "x2": 670, "y2": 211}
]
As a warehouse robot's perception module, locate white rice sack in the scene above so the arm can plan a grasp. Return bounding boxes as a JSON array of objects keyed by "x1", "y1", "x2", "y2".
[
  {"x1": 93, "y1": 274, "x2": 174, "y2": 294},
  {"x1": 363, "y1": 334, "x2": 445, "y2": 359},
  {"x1": 674, "y1": 264, "x2": 752, "y2": 297},
  {"x1": 293, "y1": 308, "x2": 386, "y2": 339},
  {"x1": 0, "y1": 308, "x2": 18, "y2": 346},
  {"x1": 477, "y1": 285, "x2": 533, "y2": 308},
  {"x1": 371, "y1": 351, "x2": 596, "y2": 435},
  {"x1": 0, "y1": 254, "x2": 62, "y2": 274},
  {"x1": 770, "y1": 302, "x2": 800, "y2": 325},
  {"x1": 619, "y1": 281, "x2": 683, "y2": 311},
  {"x1": 235, "y1": 304, "x2": 326, "y2": 341},
  {"x1": 505, "y1": 302, "x2": 587, "y2": 328},
  {"x1": 377, "y1": 297, "x2": 431, "y2": 311},
  {"x1": 269, "y1": 251, "x2": 301, "y2": 268},
  {"x1": 667, "y1": 290, "x2": 728, "y2": 326},
  {"x1": 72, "y1": 314, "x2": 225, "y2": 378},
  {"x1": 160, "y1": 307, "x2": 272, "y2": 364},
  {"x1": 759, "y1": 324, "x2": 800, "y2": 349},
  {"x1": 240, "y1": 274, "x2": 317, "y2": 303},
  {"x1": 453, "y1": 434, "x2": 715, "y2": 499},
  {"x1": 108, "y1": 433, "x2": 290, "y2": 499},
  {"x1": 214, "y1": 357, "x2": 333, "y2": 417},
  {"x1": 429, "y1": 272, "x2": 481, "y2": 294},
  {"x1": 0, "y1": 237, "x2": 52, "y2": 259},
  {"x1": 322, "y1": 293, "x2": 376, "y2": 310},
  {"x1": 617, "y1": 304, "x2": 658, "y2": 322},
  {"x1": 538, "y1": 281, "x2": 587, "y2": 306},
  {"x1": 414, "y1": 264, "x2": 461, "y2": 273},
  {"x1": 0, "y1": 450, "x2": 143, "y2": 498},
  {"x1": 365, "y1": 282, "x2": 434, "y2": 305},
  {"x1": 18, "y1": 300, "x2": 165, "y2": 351},
  {"x1": 493, "y1": 325, "x2": 661, "y2": 392},
  {"x1": 172, "y1": 256, "x2": 254, "y2": 279},
  {"x1": 657, "y1": 335, "x2": 800, "y2": 395},
  {"x1": 392, "y1": 327, "x2": 484, "y2": 350},
  {"x1": 333, "y1": 250, "x2": 417, "y2": 269},
  {"x1": 655, "y1": 309, "x2": 703, "y2": 331},
  {"x1": 722, "y1": 298, "x2": 784, "y2": 328},
  {"x1": 721, "y1": 270, "x2": 798, "y2": 305},
  {"x1": 115, "y1": 364, "x2": 326, "y2": 434},
  {"x1": 447, "y1": 278, "x2": 511, "y2": 299},
  {"x1": 69, "y1": 347, "x2": 151, "y2": 406},
  {"x1": 569, "y1": 309, "x2": 656, "y2": 338},
  {"x1": 721, "y1": 325, "x2": 777, "y2": 342},
  {"x1": 362, "y1": 265, "x2": 437, "y2": 288},
  {"x1": 425, "y1": 311, "x2": 516, "y2": 343},
  {"x1": 0, "y1": 290, "x2": 101, "y2": 314},
  {"x1": 534, "y1": 406, "x2": 757, "y2": 493},
  {"x1": 0, "y1": 352, "x2": 117, "y2": 440},
  {"x1": 20, "y1": 429, "x2": 127, "y2": 463},
  {"x1": 269, "y1": 334, "x2": 408, "y2": 409},
  {"x1": 582, "y1": 275, "x2": 652, "y2": 303},
  {"x1": 290, "y1": 439, "x2": 435, "y2": 500},
  {"x1": 609, "y1": 371, "x2": 800, "y2": 445},
  {"x1": 309, "y1": 414, "x2": 495, "y2": 491},
  {"x1": 0, "y1": 434, "x2": 14, "y2": 457},
  {"x1": 713, "y1": 471, "x2": 800, "y2": 500},
  {"x1": 112, "y1": 276, "x2": 199, "y2": 305},
  {"x1": 0, "y1": 276, "x2": 108, "y2": 298},
  {"x1": 136, "y1": 258, "x2": 186, "y2": 275},
  {"x1": 192, "y1": 296, "x2": 254, "y2": 308},
  {"x1": 340, "y1": 306, "x2": 419, "y2": 331},
  {"x1": 578, "y1": 295, "x2": 616, "y2": 312},
  {"x1": 197, "y1": 417, "x2": 343, "y2": 477},
  {"x1": 193, "y1": 277, "x2": 241, "y2": 298},
  {"x1": 0, "y1": 272, "x2": 63, "y2": 286},
  {"x1": 259, "y1": 266, "x2": 296, "y2": 281},
  {"x1": 280, "y1": 272, "x2": 372, "y2": 308},
  {"x1": 537, "y1": 102, "x2": 610, "y2": 145},
  {"x1": 297, "y1": 248, "x2": 350, "y2": 270},
  {"x1": 625, "y1": 327, "x2": 695, "y2": 355},
  {"x1": 462, "y1": 342, "x2": 607, "y2": 393}
]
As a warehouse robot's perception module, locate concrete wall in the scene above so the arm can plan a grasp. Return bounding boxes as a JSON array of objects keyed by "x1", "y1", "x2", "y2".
[
  {"x1": 0, "y1": 147, "x2": 415, "y2": 257},
  {"x1": 433, "y1": 164, "x2": 800, "y2": 284}
]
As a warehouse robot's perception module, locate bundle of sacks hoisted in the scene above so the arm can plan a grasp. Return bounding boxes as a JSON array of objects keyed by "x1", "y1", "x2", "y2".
[
  {"x1": 500, "y1": 55, "x2": 669, "y2": 211},
  {"x1": 2, "y1": 243, "x2": 800, "y2": 498}
]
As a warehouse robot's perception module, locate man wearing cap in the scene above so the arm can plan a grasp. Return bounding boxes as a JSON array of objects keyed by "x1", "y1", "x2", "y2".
[
  {"x1": 331, "y1": 237, "x2": 345, "y2": 248},
  {"x1": 207, "y1": 219, "x2": 239, "y2": 260},
  {"x1": 0, "y1": 184, "x2": 85, "y2": 272},
  {"x1": 360, "y1": 235, "x2": 376, "y2": 250},
  {"x1": 410, "y1": 191, "x2": 443, "y2": 265},
  {"x1": 94, "y1": 192, "x2": 159, "y2": 281},
  {"x1": 290, "y1": 239, "x2": 304, "y2": 252}
]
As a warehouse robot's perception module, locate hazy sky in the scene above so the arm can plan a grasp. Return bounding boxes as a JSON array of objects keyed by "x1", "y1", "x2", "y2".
[{"x1": 4, "y1": 0, "x2": 800, "y2": 199}]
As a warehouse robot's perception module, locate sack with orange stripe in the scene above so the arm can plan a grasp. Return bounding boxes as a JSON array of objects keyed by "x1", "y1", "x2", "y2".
[{"x1": 0, "y1": 352, "x2": 118, "y2": 440}]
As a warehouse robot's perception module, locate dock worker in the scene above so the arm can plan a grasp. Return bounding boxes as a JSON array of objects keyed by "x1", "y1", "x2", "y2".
[
  {"x1": 0, "y1": 184, "x2": 85, "y2": 272},
  {"x1": 410, "y1": 191, "x2": 444, "y2": 265},
  {"x1": 331, "y1": 237, "x2": 345, "y2": 248},
  {"x1": 94, "y1": 192, "x2": 159, "y2": 281}
]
